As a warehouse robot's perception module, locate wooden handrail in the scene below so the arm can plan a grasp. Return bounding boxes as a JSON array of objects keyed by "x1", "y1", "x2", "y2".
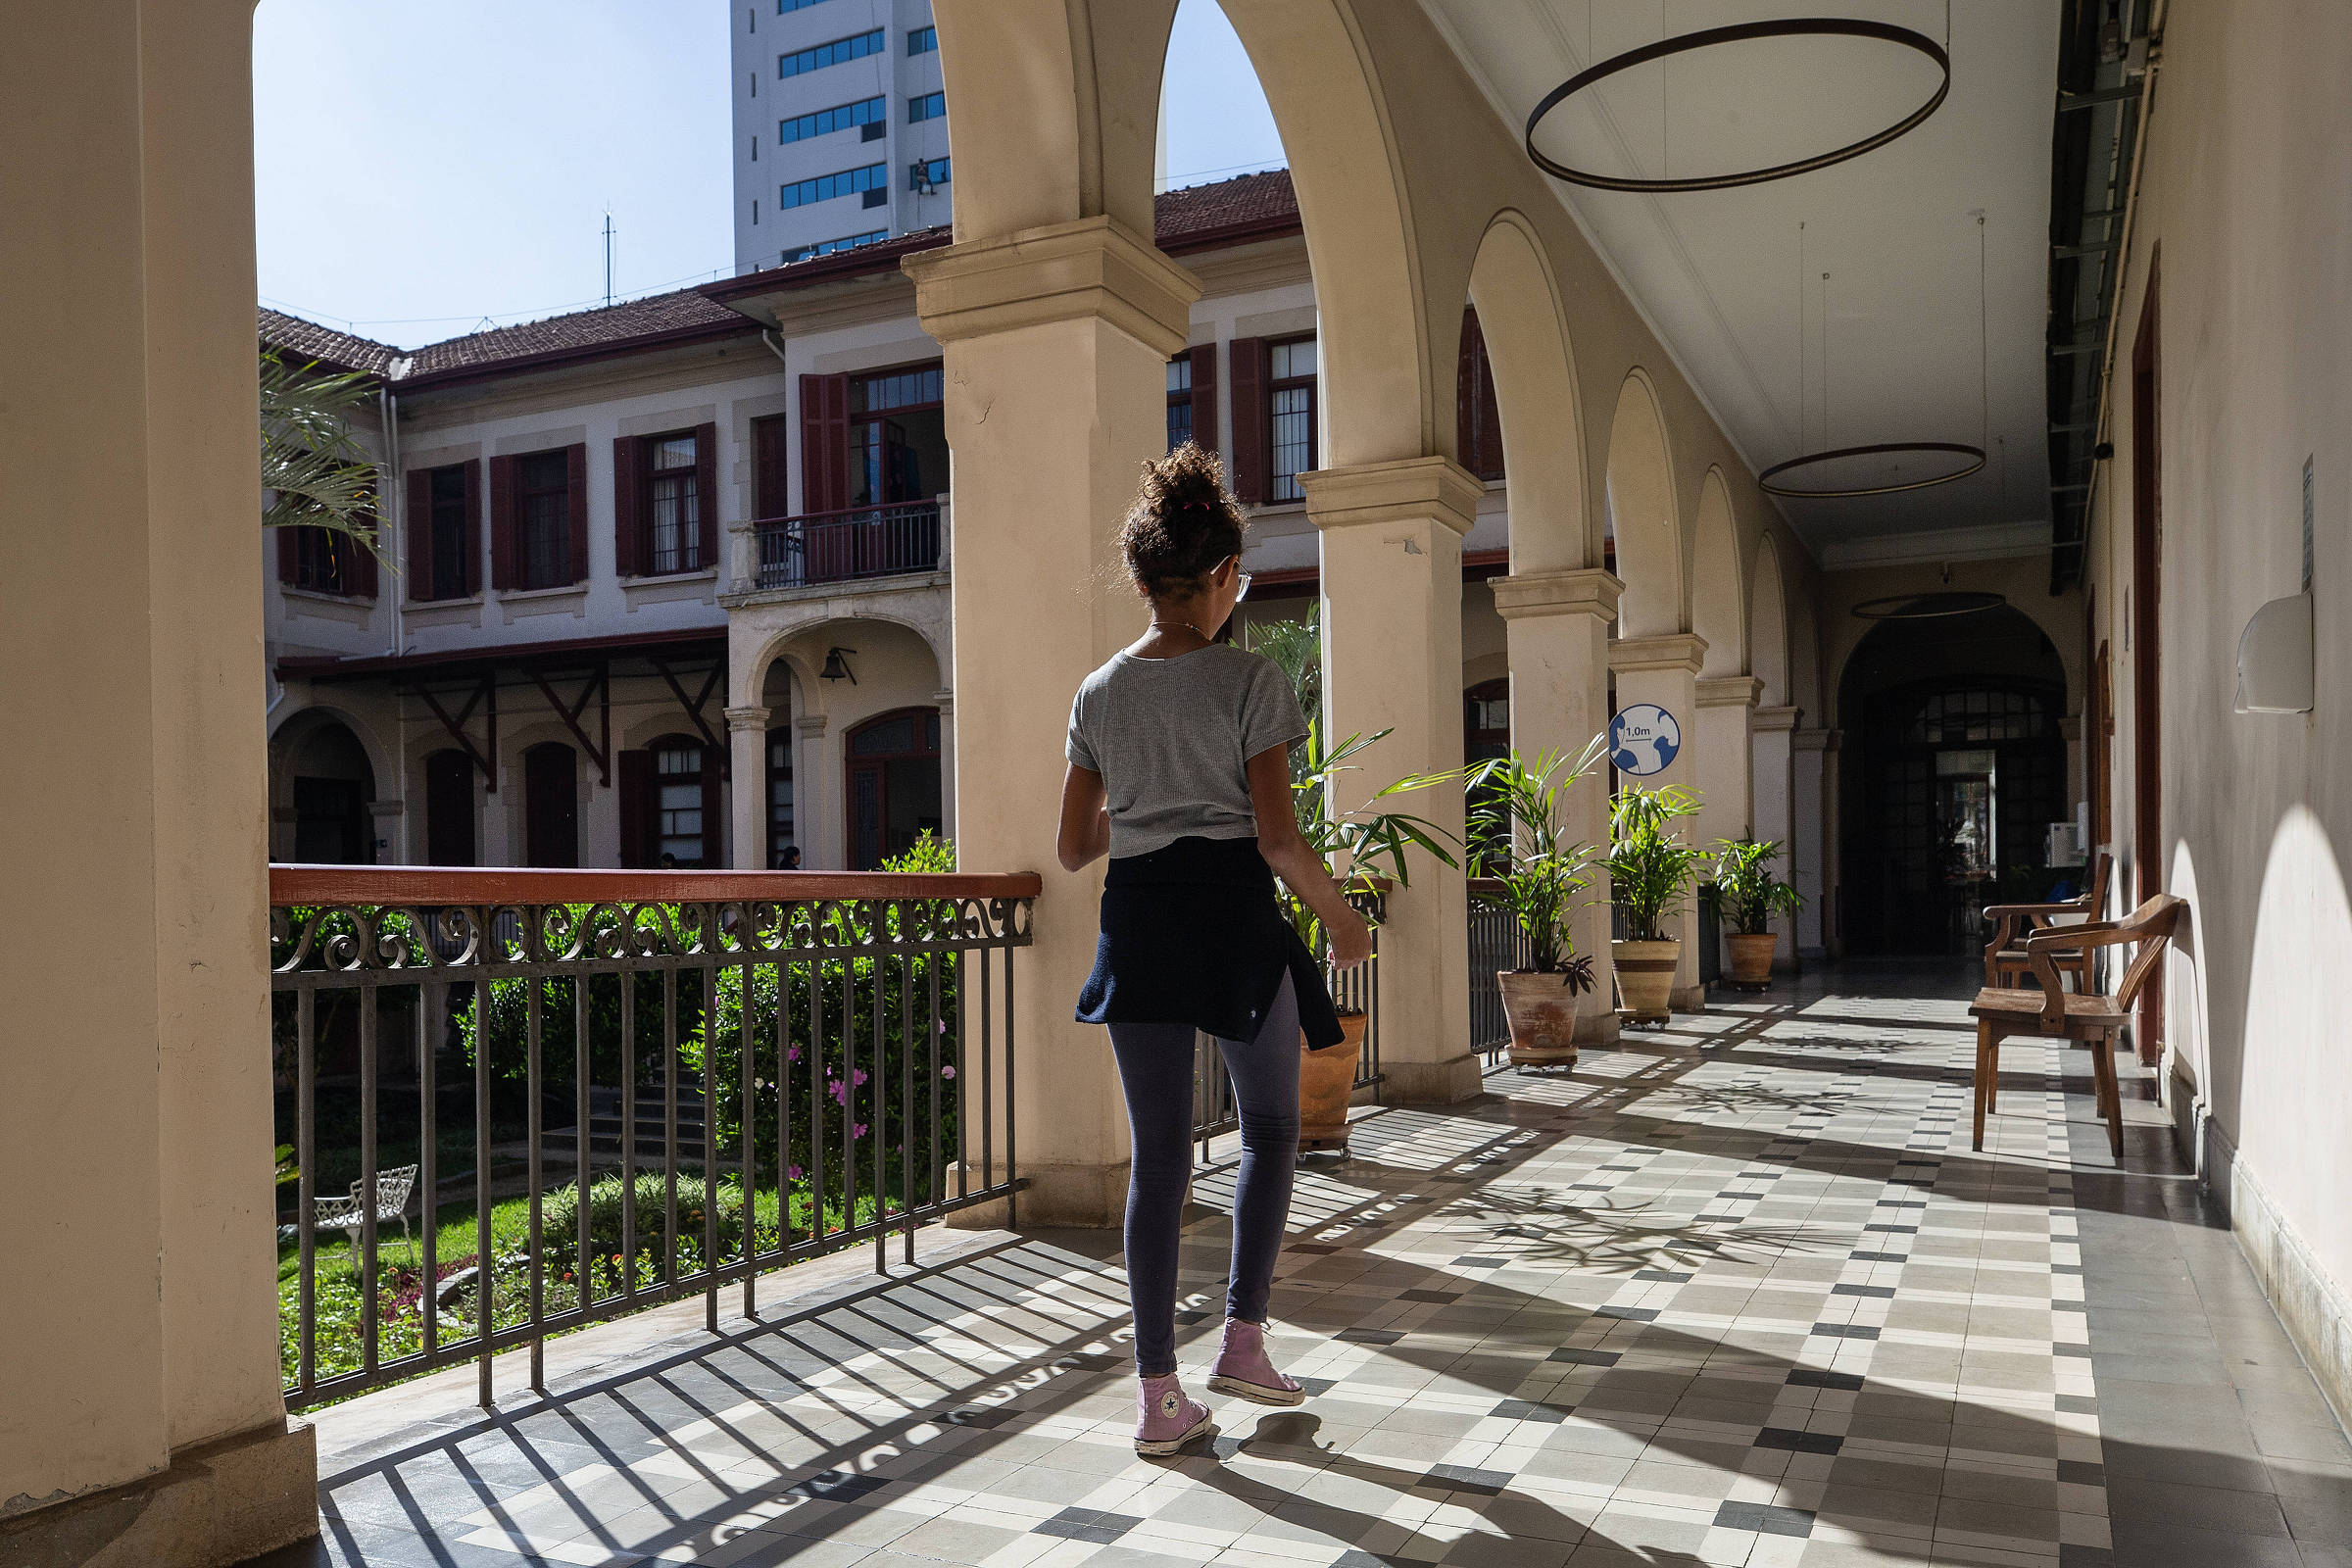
[{"x1": 270, "y1": 863, "x2": 1043, "y2": 906}]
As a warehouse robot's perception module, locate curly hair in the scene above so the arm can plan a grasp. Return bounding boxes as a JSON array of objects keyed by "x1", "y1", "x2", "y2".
[{"x1": 1120, "y1": 441, "x2": 1246, "y2": 600}]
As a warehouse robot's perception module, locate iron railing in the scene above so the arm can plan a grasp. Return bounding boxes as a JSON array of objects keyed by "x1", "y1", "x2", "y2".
[
  {"x1": 1467, "y1": 879, "x2": 1533, "y2": 1065},
  {"x1": 1193, "y1": 885, "x2": 1383, "y2": 1156},
  {"x1": 755, "y1": 500, "x2": 942, "y2": 590},
  {"x1": 270, "y1": 864, "x2": 1035, "y2": 1411}
]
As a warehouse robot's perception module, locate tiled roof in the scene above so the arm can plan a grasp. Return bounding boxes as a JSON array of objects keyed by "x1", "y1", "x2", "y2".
[
  {"x1": 259, "y1": 170, "x2": 1303, "y2": 387},
  {"x1": 258, "y1": 308, "x2": 402, "y2": 377}
]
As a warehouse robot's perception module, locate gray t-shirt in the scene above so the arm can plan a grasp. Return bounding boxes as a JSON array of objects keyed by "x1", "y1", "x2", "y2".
[{"x1": 1065, "y1": 644, "x2": 1310, "y2": 858}]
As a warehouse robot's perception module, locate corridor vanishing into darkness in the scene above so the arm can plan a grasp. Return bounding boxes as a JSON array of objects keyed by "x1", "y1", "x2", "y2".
[{"x1": 259, "y1": 968, "x2": 2352, "y2": 1568}]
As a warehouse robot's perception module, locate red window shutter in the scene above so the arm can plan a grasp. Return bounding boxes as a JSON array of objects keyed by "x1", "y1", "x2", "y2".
[
  {"x1": 488, "y1": 454, "x2": 516, "y2": 590},
  {"x1": 753, "y1": 415, "x2": 791, "y2": 519},
  {"x1": 617, "y1": 749, "x2": 655, "y2": 867},
  {"x1": 275, "y1": 522, "x2": 297, "y2": 584},
  {"x1": 350, "y1": 467, "x2": 380, "y2": 600},
  {"x1": 564, "y1": 443, "x2": 589, "y2": 583},
  {"x1": 800, "y1": 372, "x2": 851, "y2": 513},
  {"x1": 353, "y1": 529, "x2": 379, "y2": 600},
  {"x1": 405, "y1": 467, "x2": 434, "y2": 599},
  {"x1": 694, "y1": 421, "x2": 719, "y2": 570},
  {"x1": 461, "y1": 459, "x2": 482, "y2": 595},
  {"x1": 612, "y1": 437, "x2": 642, "y2": 577},
  {"x1": 1189, "y1": 344, "x2": 1219, "y2": 461},
  {"x1": 1227, "y1": 337, "x2": 1266, "y2": 504}
]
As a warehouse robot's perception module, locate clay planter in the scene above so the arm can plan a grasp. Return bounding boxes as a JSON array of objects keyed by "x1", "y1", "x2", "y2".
[
  {"x1": 1725, "y1": 931, "x2": 1778, "y2": 988},
  {"x1": 1496, "y1": 970, "x2": 1581, "y2": 1068},
  {"x1": 1612, "y1": 938, "x2": 1681, "y2": 1023},
  {"x1": 1298, "y1": 1012, "x2": 1366, "y2": 1153}
]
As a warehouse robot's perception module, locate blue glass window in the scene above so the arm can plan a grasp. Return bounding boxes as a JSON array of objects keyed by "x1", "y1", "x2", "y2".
[
  {"x1": 779, "y1": 28, "x2": 883, "y2": 77},
  {"x1": 906, "y1": 91, "x2": 945, "y2": 123},
  {"x1": 908, "y1": 156, "x2": 951, "y2": 192},
  {"x1": 781, "y1": 229, "x2": 889, "y2": 264},
  {"x1": 779, "y1": 95, "x2": 885, "y2": 144},
  {"x1": 780, "y1": 164, "x2": 887, "y2": 210},
  {"x1": 906, "y1": 25, "x2": 937, "y2": 55}
]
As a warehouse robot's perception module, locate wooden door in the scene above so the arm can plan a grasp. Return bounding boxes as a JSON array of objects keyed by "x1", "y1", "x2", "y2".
[
  {"x1": 524, "y1": 742, "x2": 579, "y2": 868},
  {"x1": 424, "y1": 749, "x2": 477, "y2": 865},
  {"x1": 2130, "y1": 270, "x2": 2164, "y2": 1062}
]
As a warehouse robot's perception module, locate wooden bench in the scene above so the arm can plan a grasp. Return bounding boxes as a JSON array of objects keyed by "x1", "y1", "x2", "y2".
[
  {"x1": 1982, "y1": 850, "x2": 2113, "y2": 991},
  {"x1": 1968, "y1": 893, "x2": 2183, "y2": 1159}
]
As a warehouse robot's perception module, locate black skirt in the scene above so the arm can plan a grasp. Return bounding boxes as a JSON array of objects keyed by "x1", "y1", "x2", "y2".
[{"x1": 1075, "y1": 835, "x2": 1346, "y2": 1049}]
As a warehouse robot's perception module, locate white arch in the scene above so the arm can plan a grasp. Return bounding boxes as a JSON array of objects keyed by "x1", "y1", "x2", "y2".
[
  {"x1": 268, "y1": 701, "x2": 395, "y2": 798},
  {"x1": 1604, "y1": 369, "x2": 1685, "y2": 639},
  {"x1": 1467, "y1": 210, "x2": 1589, "y2": 574},
  {"x1": 1691, "y1": 467, "x2": 1743, "y2": 675}
]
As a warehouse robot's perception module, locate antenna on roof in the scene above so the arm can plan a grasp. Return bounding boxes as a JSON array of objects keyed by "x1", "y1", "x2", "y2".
[{"x1": 603, "y1": 210, "x2": 615, "y2": 308}]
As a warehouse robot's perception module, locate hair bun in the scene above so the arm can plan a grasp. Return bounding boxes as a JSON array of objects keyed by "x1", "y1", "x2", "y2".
[{"x1": 1121, "y1": 442, "x2": 1246, "y2": 601}]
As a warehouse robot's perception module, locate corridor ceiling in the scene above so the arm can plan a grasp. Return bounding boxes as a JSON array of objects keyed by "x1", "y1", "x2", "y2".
[{"x1": 1422, "y1": 0, "x2": 2060, "y2": 565}]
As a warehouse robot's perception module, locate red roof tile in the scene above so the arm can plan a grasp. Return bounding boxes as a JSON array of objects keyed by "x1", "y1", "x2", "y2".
[{"x1": 260, "y1": 170, "x2": 1302, "y2": 387}]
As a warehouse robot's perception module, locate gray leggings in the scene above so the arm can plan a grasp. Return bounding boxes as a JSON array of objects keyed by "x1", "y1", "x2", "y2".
[{"x1": 1105, "y1": 975, "x2": 1300, "y2": 1378}]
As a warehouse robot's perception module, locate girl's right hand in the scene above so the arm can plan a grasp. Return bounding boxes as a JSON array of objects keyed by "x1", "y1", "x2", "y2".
[{"x1": 1329, "y1": 915, "x2": 1373, "y2": 971}]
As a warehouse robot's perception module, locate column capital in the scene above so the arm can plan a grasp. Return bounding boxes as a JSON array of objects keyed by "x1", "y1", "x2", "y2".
[
  {"x1": 1299, "y1": 456, "x2": 1483, "y2": 538},
  {"x1": 1792, "y1": 727, "x2": 1841, "y2": 754},
  {"x1": 1751, "y1": 704, "x2": 1803, "y2": 734},
  {"x1": 930, "y1": 687, "x2": 956, "y2": 713},
  {"x1": 1491, "y1": 567, "x2": 1623, "y2": 623},
  {"x1": 1695, "y1": 675, "x2": 1763, "y2": 710},
  {"x1": 367, "y1": 799, "x2": 404, "y2": 818},
  {"x1": 902, "y1": 214, "x2": 1200, "y2": 359},
  {"x1": 1608, "y1": 632, "x2": 1708, "y2": 675},
  {"x1": 723, "y1": 704, "x2": 771, "y2": 733},
  {"x1": 795, "y1": 712, "x2": 828, "y2": 737}
]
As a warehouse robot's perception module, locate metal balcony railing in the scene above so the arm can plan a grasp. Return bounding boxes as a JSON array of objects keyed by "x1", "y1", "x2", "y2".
[
  {"x1": 270, "y1": 864, "x2": 1035, "y2": 1411},
  {"x1": 755, "y1": 500, "x2": 943, "y2": 591}
]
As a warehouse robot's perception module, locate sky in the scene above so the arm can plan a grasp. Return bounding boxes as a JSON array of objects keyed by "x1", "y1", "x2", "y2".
[{"x1": 253, "y1": 0, "x2": 1286, "y2": 350}]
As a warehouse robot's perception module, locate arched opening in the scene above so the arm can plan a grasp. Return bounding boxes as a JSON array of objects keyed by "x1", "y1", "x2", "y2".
[
  {"x1": 1604, "y1": 372, "x2": 1684, "y2": 640},
  {"x1": 1467, "y1": 214, "x2": 1588, "y2": 574},
  {"x1": 1838, "y1": 605, "x2": 2068, "y2": 955},
  {"x1": 423, "y1": 749, "x2": 477, "y2": 866},
  {"x1": 284, "y1": 716, "x2": 377, "y2": 865},
  {"x1": 522, "y1": 741, "x2": 579, "y2": 868},
  {"x1": 845, "y1": 707, "x2": 942, "y2": 870},
  {"x1": 1691, "y1": 469, "x2": 1743, "y2": 675}
]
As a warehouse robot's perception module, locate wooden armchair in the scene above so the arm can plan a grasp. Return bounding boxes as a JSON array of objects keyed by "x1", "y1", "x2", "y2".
[
  {"x1": 1968, "y1": 893, "x2": 2183, "y2": 1159},
  {"x1": 1983, "y1": 850, "x2": 2113, "y2": 989}
]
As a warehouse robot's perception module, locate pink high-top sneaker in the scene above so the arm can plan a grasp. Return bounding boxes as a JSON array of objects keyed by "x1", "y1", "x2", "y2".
[
  {"x1": 1134, "y1": 1372, "x2": 1215, "y2": 1456},
  {"x1": 1205, "y1": 1318, "x2": 1305, "y2": 1406}
]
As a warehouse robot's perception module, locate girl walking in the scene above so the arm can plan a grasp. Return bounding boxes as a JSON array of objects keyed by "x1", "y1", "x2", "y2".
[{"x1": 1055, "y1": 443, "x2": 1372, "y2": 1456}]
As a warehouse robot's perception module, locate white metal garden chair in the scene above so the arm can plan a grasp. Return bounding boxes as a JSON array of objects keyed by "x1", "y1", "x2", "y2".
[{"x1": 315, "y1": 1163, "x2": 418, "y2": 1263}]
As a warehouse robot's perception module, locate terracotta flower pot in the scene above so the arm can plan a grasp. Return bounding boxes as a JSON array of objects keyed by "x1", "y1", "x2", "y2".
[
  {"x1": 1726, "y1": 931, "x2": 1778, "y2": 987},
  {"x1": 1612, "y1": 938, "x2": 1681, "y2": 1023},
  {"x1": 1298, "y1": 1012, "x2": 1366, "y2": 1153},
  {"x1": 1496, "y1": 970, "x2": 1580, "y2": 1068}
]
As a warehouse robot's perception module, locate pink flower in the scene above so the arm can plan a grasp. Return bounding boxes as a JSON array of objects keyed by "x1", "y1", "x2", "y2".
[
  {"x1": 788, "y1": 1165, "x2": 803, "y2": 1180},
  {"x1": 942, "y1": 1066, "x2": 956, "y2": 1079},
  {"x1": 828, "y1": 1078, "x2": 848, "y2": 1105},
  {"x1": 854, "y1": 1123, "x2": 868, "y2": 1139},
  {"x1": 852, "y1": 1069, "x2": 867, "y2": 1087},
  {"x1": 787, "y1": 1045, "x2": 801, "y2": 1062}
]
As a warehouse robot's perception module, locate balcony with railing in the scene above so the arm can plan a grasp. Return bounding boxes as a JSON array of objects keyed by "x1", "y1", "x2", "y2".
[{"x1": 753, "y1": 498, "x2": 947, "y2": 592}]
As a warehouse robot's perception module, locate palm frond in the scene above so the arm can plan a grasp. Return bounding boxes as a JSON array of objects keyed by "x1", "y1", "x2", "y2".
[{"x1": 260, "y1": 348, "x2": 383, "y2": 553}]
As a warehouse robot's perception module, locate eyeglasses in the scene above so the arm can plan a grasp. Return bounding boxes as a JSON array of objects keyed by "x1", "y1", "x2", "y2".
[{"x1": 1221, "y1": 556, "x2": 1252, "y2": 602}]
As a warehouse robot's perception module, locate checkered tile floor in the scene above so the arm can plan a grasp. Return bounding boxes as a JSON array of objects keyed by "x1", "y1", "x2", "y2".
[{"x1": 259, "y1": 965, "x2": 2352, "y2": 1568}]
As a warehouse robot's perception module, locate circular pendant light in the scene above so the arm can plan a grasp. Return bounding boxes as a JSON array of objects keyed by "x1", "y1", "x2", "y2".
[
  {"x1": 1523, "y1": 19, "x2": 1951, "y2": 194},
  {"x1": 1850, "y1": 591, "x2": 2007, "y2": 620},
  {"x1": 1759, "y1": 441, "x2": 1986, "y2": 498}
]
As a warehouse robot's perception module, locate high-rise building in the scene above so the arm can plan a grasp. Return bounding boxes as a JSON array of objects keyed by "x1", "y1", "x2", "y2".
[{"x1": 729, "y1": 0, "x2": 950, "y2": 274}]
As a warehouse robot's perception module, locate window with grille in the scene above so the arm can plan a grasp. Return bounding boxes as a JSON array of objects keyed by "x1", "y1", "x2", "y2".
[
  {"x1": 768, "y1": 729, "x2": 796, "y2": 866},
  {"x1": 1166, "y1": 356, "x2": 1194, "y2": 452},
  {"x1": 654, "y1": 740, "x2": 706, "y2": 866},
  {"x1": 516, "y1": 451, "x2": 570, "y2": 590},
  {"x1": 1268, "y1": 336, "x2": 1317, "y2": 502},
  {"x1": 648, "y1": 433, "x2": 701, "y2": 573}
]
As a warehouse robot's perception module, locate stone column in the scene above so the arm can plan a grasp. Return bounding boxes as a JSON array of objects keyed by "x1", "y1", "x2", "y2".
[
  {"x1": 932, "y1": 689, "x2": 957, "y2": 844},
  {"x1": 725, "y1": 705, "x2": 770, "y2": 868},
  {"x1": 0, "y1": 3, "x2": 317, "y2": 1558},
  {"x1": 1750, "y1": 705, "x2": 1800, "y2": 969},
  {"x1": 1303, "y1": 457, "x2": 1480, "y2": 1103},
  {"x1": 1490, "y1": 567, "x2": 1623, "y2": 1042},
  {"x1": 906, "y1": 216, "x2": 1200, "y2": 1224},
  {"x1": 1792, "y1": 727, "x2": 1836, "y2": 958},
  {"x1": 796, "y1": 711, "x2": 830, "y2": 869},
  {"x1": 1609, "y1": 633, "x2": 1709, "y2": 1010}
]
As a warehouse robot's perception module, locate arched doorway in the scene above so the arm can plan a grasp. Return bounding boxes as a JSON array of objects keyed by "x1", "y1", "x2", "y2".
[
  {"x1": 522, "y1": 741, "x2": 579, "y2": 868},
  {"x1": 1838, "y1": 606, "x2": 2069, "y2": 955},
  {"x1": 845, "y1": 707, "x2": 941, "y2": 869},
  {"x1": 287, "y1": 716, "x2": 377, "y2": 864}
]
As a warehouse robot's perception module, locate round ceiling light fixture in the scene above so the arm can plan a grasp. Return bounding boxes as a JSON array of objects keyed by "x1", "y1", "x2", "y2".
[
  {"x1": 1523, "y1": 19, "x2": 1952, "y2": 194},
  {"x1": 1849, "y1": 591, "x2": 2008, "y2": 620},
  {"x1": 1758, "y1": 441, "x2": 1986, "y2": 499}
]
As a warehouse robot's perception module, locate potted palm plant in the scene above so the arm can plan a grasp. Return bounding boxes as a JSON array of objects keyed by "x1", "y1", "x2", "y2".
[
  {"x1": 1701, "y1": 838, "x2": 1804, "y2": 988},
  {"x1": 1463, "y1": 736, "x2": 1608, "y2": 1068},
  {"x1": 1250, "y1": 612, "x2": 1455, "y2": 1152},
  {"x1": 1607, "y1": 783, "x2": 1705, "y2": 1024}
]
